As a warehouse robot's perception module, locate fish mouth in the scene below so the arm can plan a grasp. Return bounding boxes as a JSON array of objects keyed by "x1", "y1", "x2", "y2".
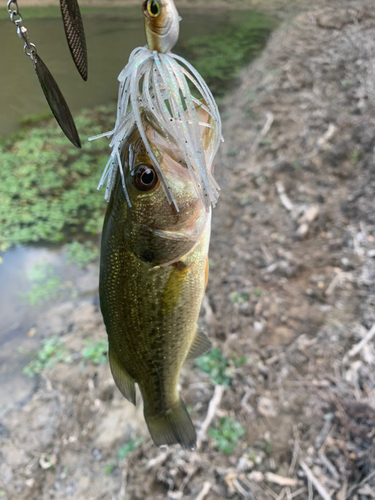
[
  {"x1": 150, "y1": 209, "x2": 211, "y2": 243},
  {"x1": 151, "y1": 228, "x2": 197, "y2": 242}
]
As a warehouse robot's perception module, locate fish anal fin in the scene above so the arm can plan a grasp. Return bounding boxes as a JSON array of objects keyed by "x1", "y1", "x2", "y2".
[
  {"x1": 186, "y1": 328, "x2": 212, "y2": 360},
  {"x1": 145, "y1": 397, "x2": 196, "y2": 450},
  {"x1": 108, "y1": 346, "x2": 136, "y2": 405}
]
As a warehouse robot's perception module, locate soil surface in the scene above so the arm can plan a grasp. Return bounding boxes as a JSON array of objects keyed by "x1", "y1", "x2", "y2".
[{"x1": 2, "y1": 1, "x2": 375, "y2": 499}]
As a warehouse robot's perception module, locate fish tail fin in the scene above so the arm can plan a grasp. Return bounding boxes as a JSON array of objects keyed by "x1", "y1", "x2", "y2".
[{"x1": 145, "y1": 398, "x2": 196, "y2": 450}]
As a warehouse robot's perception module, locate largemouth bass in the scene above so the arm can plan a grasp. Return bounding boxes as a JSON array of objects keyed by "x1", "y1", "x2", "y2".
[
  {"x1": 100, "y1": 109, "x2": 214, "y2": 449},
  {"x1": 93, "y1": 0, "x2": 223, "y2": 449}
]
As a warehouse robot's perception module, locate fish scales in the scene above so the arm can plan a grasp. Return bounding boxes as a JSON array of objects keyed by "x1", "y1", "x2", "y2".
[{"x1": 101, "y1": 186, "x2": 209, "y2": 398}]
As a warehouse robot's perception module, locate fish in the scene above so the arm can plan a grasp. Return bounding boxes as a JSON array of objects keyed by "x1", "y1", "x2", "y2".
[
  {"x1": 91, "y1": 0, "x2": 223, "y2": 448},
  {"x1": 100, "y1": 107, "x2": 215, "y2": 449}
]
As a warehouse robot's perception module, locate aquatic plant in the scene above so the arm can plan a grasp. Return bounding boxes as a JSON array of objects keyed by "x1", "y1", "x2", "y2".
[
  {"x1": 66, "y1": 241, "x2": 99, "y2": 268},
  {"x1": 184, "y1": 12, "x2": 276, "y2": 95},
  {"x1": 0, "y1": 106, "x2": 114, "y2": 253},
  {"x1": 20, "y1": 261, "x2": 63, "y2": 306}
]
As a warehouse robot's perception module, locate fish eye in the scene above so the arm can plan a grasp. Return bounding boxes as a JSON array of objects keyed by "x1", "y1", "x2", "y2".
[
  {"x1": 144, "y1": 0, "x2": 161, "y2": 18},
  {"x1": 134, "y1": 164, "x2": 159, "y2": 191}
]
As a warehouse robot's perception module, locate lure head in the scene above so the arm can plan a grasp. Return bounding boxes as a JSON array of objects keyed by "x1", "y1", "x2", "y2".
[
  {"x1": 118, "y1": 112, "x2": 211, "y2": 266},
  {"x1": 142, "y1": 0, "x2": 180, "y2": 53}
]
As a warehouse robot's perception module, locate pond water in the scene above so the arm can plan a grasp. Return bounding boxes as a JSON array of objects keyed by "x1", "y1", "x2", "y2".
[{"x1": 0, "y1": 242, "x2": 101, "y2": 417}]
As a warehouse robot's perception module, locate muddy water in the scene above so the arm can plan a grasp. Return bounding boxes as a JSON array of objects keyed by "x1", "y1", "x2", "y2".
[
  {"x1": 0, "y1": 7, "x2": 228, "y2": 138},
  {"x1": 0, "y1": 243, "x2": 100, "y2": 417}
]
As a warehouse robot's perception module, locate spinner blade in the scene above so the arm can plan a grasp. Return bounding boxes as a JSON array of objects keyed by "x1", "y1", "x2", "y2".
[
  {"x1": 60, "y1": 0, "x2": 88, "y2": 81},
  {"x1": 33, "y1": 52, "x2": 81, "y2": 148}
]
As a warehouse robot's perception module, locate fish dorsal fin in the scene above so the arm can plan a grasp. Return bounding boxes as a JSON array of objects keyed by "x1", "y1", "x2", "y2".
[
  {"x1": 186, "y1": 328, "x2": 212, "y2": 360},
  {"x1": 108, "y1": 345, "x2": 136, "y2": 405}
]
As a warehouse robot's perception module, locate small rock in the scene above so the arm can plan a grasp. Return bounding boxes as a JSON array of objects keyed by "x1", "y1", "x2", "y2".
[
  {"x1": 39, "y1": 454, "x2": 57, "y2": 470},
  {"x1": 296, "y1": 222, "x2": 309, "y2": 238},
  {"x1": 237, "y1": 455, "x2": 254, "y2": 472},
  {"x1": 257, "y1": 397, "x2": 277, "y2": 418},
  {"x1": 248, "y1": 471, "x2": 264, "y2": 482},
  {"x1": 253, "y1": 321, "x2": 264, "y2": 334}
]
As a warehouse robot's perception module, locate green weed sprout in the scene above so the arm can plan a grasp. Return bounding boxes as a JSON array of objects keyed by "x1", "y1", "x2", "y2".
[
  {"x1": 117, "y1": 438, "x2": 143, "y2": 461},
  {"x1": 103, "y1": 464, "x2": 114, "y2": 475},
  {"x1": 195, "y1": 348, "x2": 233, "y2": 386},
  {"x1": 103, "y1": 438, "x2": 143, "y2": 475},
  {"x1": 23, "y1": 336, "x2": 71, "y2": 377},
  {"x1": 82, "y1": 339, "x2": 108, "y2": 365},
  {"x1": 209, "y1": 416, "x2": 245, "y2": 454}
]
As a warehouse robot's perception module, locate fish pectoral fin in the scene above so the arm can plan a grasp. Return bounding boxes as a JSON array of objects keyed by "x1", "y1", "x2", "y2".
[
  {"x1": 186, "y1": 328, "x2": 212, "y2": 360},
  {"x1": 161, "y1": 262, "x2": 193, "y2": 316},
  {"x1": 108, "y1": 346, "x2": 136, "y2": 405},
  {"x1": 145, "y1": 397, "x2": 196, "y2": 450}
]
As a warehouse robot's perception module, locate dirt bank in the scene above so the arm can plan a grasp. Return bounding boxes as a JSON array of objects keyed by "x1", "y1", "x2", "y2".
[{"x1": 1, "y1": 1, "x2": 375, "y2": 499}]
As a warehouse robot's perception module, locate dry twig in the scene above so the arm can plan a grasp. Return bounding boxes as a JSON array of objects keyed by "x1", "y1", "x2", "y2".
[
  {"x1": 233, "y1": 477, "x2": 251, "y2": 498},
  {"x1": 195, "y1": 481, "x2": 212, "y2": 500},
  {"x1": 265, "y1": 472, "x2": 298, "y2": 487},
  {"x1": 317, "y1": 123, "x2": 337, "y2": 147},
  {"x1": 299, "y1": 460, "x2": 332, "y2": 500},
  {"x1": 290, "y1": 487, "x2": 307, "y2": 499},
  {"x1": 145, "y1": 451, "x2": 171, "y2": 470},
  {"x1": 249, "y1": 111, "x2": 274, "y2": 155},
  {"x1": 276, "y1": 489, "x2": 286, "y2": 500},
  {"x1": 197, "y1": 384, "x2": 225, "y2": 449},
  {"x1": 344, "y1": 323, "x2": 375, "y2": 361},
  {"x1": 319, "y1": 452, "x2": 340, "y2": 481},
  {"x1": 117, "y1": 465, "x2": 128, "y2": 500},
  {"x1": 276, "y1": 181, "x2": 294, "y2": 212},
  {"x1": 346, "y1": 470, "x2": 375, "y2": 499},
  {"x1": 288, "y1": 425, "x2": 300, "y2": 476}
]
